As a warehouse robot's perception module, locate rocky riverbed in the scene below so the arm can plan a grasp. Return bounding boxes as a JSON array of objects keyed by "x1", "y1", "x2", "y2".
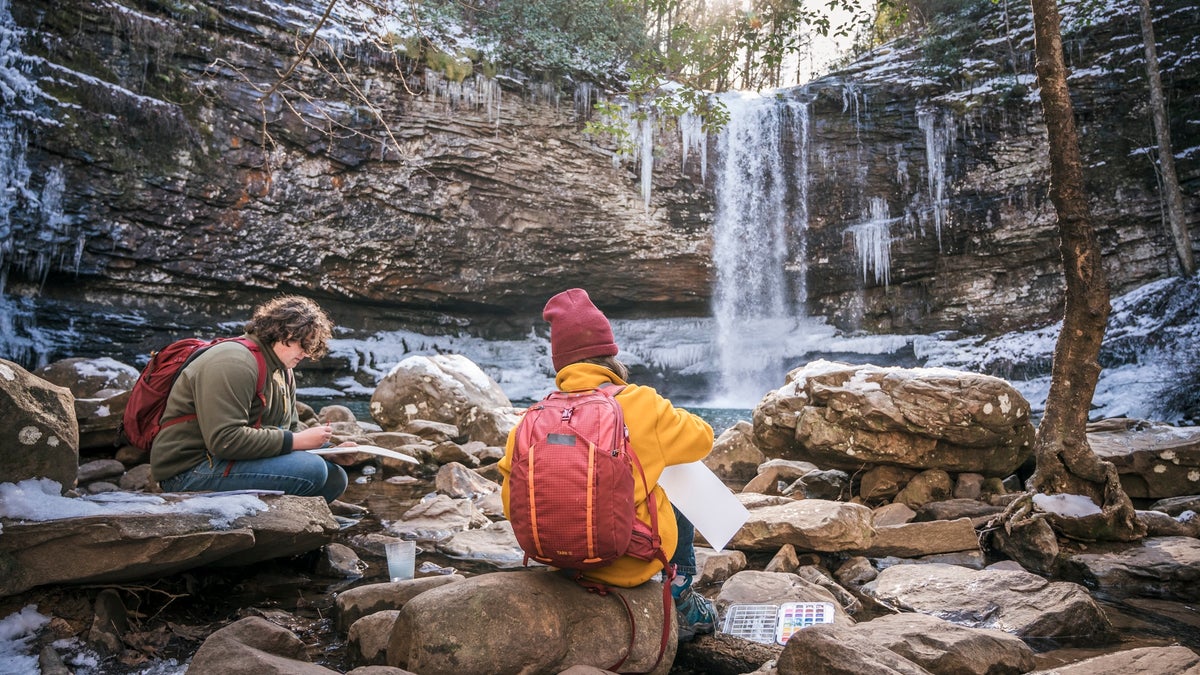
[{"x1": 2, "y1": 353, "x2": 1199, "y2": 674}]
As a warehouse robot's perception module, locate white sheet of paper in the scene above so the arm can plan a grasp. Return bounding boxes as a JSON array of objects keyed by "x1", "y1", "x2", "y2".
[
  {"x1": 309, "y1": 445, "x2": 419, "y2": 464},
  {"x1": 658, "y1": 461, "x2": 749, "y2": 552}
]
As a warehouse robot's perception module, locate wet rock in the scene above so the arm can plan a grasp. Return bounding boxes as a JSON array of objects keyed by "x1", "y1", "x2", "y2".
[
  {"x1": 0, "y1": 359, "x2": 79, "y2": 492},
  {"x1": 728, "y1": 497, "x2": 875, "y2": 552},
  {"x1": 1026, "y1": 645, "x2": 1200, "y2": 674},
  {"x1": 754, "y1": 361, "x2": 1034, "y2": 477},
  {"x1": 189, "y1": 616, "x2": 337, "y2": 674},
  {"x1": 318, "y1": 542, "x2": 367, "y2": 579},
  {"x1": 1065, "y1": 536, "x2": 1200, "y2": 602},
  {"x1": 387, "y1": 569, "x2": 676, "y2": 675},
  {"x1": 436, "y1": 520, "x2": 526, "y2": 568},
  {"x1": 861, "y1": 563, "x2": 1113, "y2": 644},
  {"x1": 384, "y1": 493, "x2": 489, "y2": 543}
]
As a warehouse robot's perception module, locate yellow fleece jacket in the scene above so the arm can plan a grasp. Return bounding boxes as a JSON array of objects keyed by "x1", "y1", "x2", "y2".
[{"x1": 499, "y1": 363, "x2": 714, "y2": 587}]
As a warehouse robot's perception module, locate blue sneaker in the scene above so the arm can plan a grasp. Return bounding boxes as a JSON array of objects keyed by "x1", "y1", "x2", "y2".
[{"x1": 673, "y1": 580, "x2": 716, "y2": 642}]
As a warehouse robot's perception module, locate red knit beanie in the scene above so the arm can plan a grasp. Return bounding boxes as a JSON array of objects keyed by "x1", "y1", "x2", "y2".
[{"x1": 543, "y1": 288, "x2": 618, "y2": 371}]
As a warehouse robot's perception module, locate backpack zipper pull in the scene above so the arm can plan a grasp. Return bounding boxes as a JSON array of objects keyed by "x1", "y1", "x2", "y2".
[{"x1": 561, "y1": 407, "x2": 573, "y2": 421}]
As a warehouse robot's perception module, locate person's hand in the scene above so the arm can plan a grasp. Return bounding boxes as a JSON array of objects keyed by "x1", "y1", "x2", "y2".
[
  {"x1": 294, "y1": 424, "x2": 334, "y2": 450},
  {"x1": 327, "y1": 441, "x2": 359, "y2": 466}
]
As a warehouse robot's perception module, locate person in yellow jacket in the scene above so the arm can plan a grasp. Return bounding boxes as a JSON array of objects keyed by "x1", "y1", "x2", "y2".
[{"x1": 498, "y1": 288, "x2": 718, "y2": 641}]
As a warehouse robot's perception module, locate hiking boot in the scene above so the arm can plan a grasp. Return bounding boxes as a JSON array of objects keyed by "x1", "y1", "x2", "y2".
[{"x1": 674, "y1": 586, "x2": 717, "y2": 642}]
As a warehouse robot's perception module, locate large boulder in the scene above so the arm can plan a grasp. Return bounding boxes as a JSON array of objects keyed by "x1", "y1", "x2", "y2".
[
  {"x1": 753, "y1": 361, "x2": 1034, "y2": 476},
  {"x1": 369, "y1": 355, "x2": 514, "y2": 445},
  {"x1": 1087, "y1": 419, "x2": 1200, "y2": 499},
  {"x1": 387, "y1": 569, "x2": 677, "y2": 675},
  {"x1": 860, "y1": 563, "x2": 1114, "y2": 644},
  {"x1": 34, "y1": 357, "x2": 139, "y2": 399},
  {"x1": 0, "y1": 359, "x2": 79, "y2": 491}
]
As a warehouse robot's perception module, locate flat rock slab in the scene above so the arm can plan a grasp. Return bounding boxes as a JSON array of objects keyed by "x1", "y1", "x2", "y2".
[
  {"x1": 860, "y1": 563, "x2": 1113, "y2": 644},
  {"x1": 728, "y1": 497, "x2": 875, "y2": 552},
  {"x1": 0, "y1": 494, "x2": 336, "y2": 596},
  {"x1": 1065, "y1": 536, "x2": 1200, "y2": 602},
  {"x1": 1089, "y1": 422, "x2": 1200, "y2": 499}
]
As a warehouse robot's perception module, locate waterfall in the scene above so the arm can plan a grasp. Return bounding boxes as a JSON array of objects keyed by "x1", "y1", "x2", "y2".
[{"x1": 710, "y1": 92, "x2": 810, "y2": 406}]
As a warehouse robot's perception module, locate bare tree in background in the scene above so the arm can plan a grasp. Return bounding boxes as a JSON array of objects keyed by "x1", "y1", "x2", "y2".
[{"x1": 1137, "y1": 0, "x2": 1195, "y2": 277}]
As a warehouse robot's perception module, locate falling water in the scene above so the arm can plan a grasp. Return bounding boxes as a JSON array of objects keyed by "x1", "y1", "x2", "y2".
[{"x1": 710, "y1": 92, "x2": 810, "y2": 406}]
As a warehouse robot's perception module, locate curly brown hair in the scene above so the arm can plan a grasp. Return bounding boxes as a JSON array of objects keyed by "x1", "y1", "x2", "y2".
[{"x1": 244, "y1": 295, "x2": 334, "y2": 358}]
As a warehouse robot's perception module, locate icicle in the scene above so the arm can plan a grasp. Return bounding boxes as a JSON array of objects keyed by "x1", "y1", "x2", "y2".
[
  {"x1": 849, "y1": 197, "x2": 896, "y2": 287},
  {"x1": 679, "y1": 112, "x2": 707, "y2": 180},
  {"x1": 639, "y1": 112, "x2": 653, "y2": 210},
  {"x1": 918, "y1": 105, "x2": 956, "y2": 250}
]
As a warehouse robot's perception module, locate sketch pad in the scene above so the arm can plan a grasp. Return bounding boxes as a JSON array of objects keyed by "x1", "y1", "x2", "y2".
[
  {"x1": 309, "y1": 445, "x2": 419, "y2": 464},
  {"x1": 658, "y1": 461, "x2": 749, "y2": 551}
]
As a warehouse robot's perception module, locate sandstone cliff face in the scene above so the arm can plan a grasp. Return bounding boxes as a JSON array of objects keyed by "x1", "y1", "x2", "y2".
[
  {"x1": 1, "y1": 0, "x2": 1196, "y2": 362},
  {"x1": 770, "y1": 0, "x2": 1198, "y2": 334},
  {"x1": 3, "y1": 0, "x2": 713, "y2": 331}
]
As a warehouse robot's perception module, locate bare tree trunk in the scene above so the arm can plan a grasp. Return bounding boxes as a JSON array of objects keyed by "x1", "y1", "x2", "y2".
[
  {"x1": 1025, "y1": 0, "x2": 1145, "y2": 542},
  {"x1": 1138, "y1": 0, "x2": 1195, "y2": 277}
]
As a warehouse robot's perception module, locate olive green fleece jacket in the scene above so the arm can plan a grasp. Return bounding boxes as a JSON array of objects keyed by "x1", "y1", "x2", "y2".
[
  {"x1": 150, "y1": 335, "x2": 300, "y2": 482},
  {"x1": 499, "y1": 362, "x2": 714, "y2": 588}
]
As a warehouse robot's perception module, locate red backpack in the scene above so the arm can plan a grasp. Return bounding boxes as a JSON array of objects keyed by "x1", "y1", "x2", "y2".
[
  {"x1": 121, "y1": 337, "x2": 267, "y2": 451},
  {"x1": 508, "y1": 384, "x2": 673, "y2": 672}
]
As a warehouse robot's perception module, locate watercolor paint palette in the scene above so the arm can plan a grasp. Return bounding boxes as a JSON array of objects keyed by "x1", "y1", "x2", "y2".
[{"x1": 720, "y1": 602, "x2": 835, "y2": 645}]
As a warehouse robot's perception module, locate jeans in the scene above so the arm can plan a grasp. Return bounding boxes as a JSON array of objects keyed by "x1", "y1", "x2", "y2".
[
  {"x1": 671, "y1": 505, "x2": 698, "y2": 577},
  {"x1": 160, "y1": 451, "x2": 348, "y2": 503}
]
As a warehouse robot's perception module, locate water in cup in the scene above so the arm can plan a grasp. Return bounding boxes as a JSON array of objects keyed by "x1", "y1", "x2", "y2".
[{"x1": 385, "y1": 539, "x2": 415, "y2": 581}]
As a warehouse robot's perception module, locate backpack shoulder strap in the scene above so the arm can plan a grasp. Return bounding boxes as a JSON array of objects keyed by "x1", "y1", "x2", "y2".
[{"x1": 231, "y1": 337, "x2": 269, "y2": 426}]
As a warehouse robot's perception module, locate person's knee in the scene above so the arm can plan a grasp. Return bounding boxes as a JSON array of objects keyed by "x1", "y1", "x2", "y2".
[{"x1": 320, "y1": 463, "x2": 348, "y2": 503}]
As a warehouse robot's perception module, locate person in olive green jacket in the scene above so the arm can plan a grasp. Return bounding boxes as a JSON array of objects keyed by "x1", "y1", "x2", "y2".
[
  {"x1": 498, "y1": 288, "x2": 718, "y2": 641},
  {"x1": 151, "y1": 295, "x2": 349, "y2": 502}
]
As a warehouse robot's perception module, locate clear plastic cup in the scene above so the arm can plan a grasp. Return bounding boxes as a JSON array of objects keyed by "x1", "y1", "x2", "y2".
[{"x1": 384, "y1": 540, "x2": 415, "y2": 581}]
